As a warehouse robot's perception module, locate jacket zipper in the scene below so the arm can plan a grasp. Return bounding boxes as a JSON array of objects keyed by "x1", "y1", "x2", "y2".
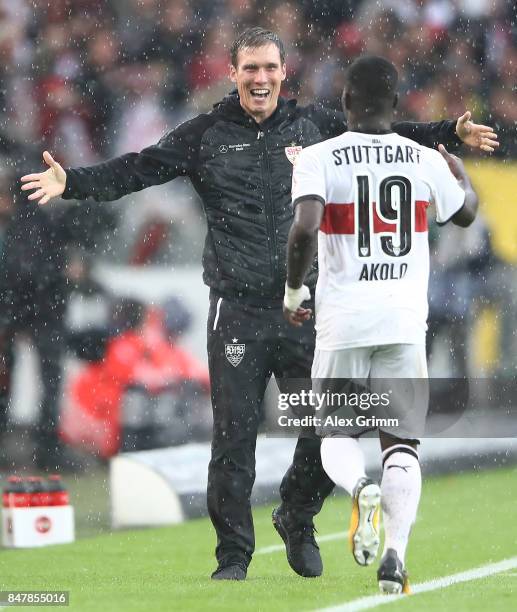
[{"x1": 258, "y1": 129, "x2": 278, "y2": 285}]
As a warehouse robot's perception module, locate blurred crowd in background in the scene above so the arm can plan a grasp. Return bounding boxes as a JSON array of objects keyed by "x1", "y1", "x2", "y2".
[
  {"x1": 0, "y1": 0, "x2": 516, "y2": 168},
  {"x1": 0, "y1": 0, "x2": 515, "y2": 469},
  {"x1": 0, "y1": 0, "x2": 515, "y2": 259}
]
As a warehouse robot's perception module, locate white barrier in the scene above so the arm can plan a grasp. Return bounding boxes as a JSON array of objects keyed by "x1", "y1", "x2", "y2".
[{"x1": 110, "y1": 435, "x2": 517, "y2": 528}]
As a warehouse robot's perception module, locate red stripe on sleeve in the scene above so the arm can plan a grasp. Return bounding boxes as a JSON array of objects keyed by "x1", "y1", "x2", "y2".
[{"x1": 414, "y1": 200, "x2": 429, "y2": 232}]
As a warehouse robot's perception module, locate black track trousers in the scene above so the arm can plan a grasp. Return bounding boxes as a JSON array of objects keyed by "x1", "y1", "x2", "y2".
[{"x1": 206, "y1": 292, "x2": 335, "y2": 568}]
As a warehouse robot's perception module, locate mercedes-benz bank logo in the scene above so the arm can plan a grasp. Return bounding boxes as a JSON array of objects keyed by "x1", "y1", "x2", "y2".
[{"x1": 219, "y1": 145, "x2": 228, "y2": 153}]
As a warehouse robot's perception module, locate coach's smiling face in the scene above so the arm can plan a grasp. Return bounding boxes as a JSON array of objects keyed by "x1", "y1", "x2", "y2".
[{"x1": 230, "y1": 43, "x2": 286, "y2": 124}]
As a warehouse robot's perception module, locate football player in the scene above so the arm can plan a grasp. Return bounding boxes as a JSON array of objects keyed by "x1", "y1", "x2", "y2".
[{"x1": 284, "y1": 55, "x2": 478, "y2": 593}]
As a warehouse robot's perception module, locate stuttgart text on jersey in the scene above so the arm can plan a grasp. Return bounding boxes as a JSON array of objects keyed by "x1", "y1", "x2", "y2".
[{"x1": 332, "y1": 144, "x2": 421, "y2": 166}]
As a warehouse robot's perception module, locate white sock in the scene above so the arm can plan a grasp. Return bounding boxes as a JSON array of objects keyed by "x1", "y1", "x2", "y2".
[
  {"x1": 321, "y1": 436, "x2": 366, "y2": 496},
  {"x1": 381, "y1": 447, "x2": 421, "y2": 565}
]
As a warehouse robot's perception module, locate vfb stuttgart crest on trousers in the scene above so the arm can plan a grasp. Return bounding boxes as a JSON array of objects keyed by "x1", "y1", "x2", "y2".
[{"x1": 225, "y1": 339, "x2": 245, "y2": 367}]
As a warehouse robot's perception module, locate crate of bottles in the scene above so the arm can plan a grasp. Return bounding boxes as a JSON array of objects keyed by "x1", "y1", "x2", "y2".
[{"x1": 2, "y1": 475, "x2": 75, "y2": 547}]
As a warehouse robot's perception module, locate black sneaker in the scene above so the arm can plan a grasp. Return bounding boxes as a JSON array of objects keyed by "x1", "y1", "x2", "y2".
[
  {"x1": 272, "y1": 507, "x2": 322, "y2": 577},
  {"x1": 211, "y1": 564, "x2": 247, "y2": 581},
  {"x1": 377, "y1": 548, "x2": 410, "y2": 594}
]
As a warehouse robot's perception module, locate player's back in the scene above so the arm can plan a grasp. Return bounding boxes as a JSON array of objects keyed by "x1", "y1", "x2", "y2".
[{"x1": 292, "y1": 131, "x2": 466, "y2": 351}]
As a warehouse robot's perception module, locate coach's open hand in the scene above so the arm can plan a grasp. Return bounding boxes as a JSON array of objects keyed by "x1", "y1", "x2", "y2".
[
  {"x1": 20, "y1": 151, "x2": 67, "y2": 205},
  {"x1": 455, "y1": 111, "x2": 498, "y2": 153}
]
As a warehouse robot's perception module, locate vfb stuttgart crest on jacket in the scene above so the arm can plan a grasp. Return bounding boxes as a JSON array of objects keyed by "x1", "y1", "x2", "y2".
[
  {"x1": 285, "y1": 145, "x2": 302, "y2": 165},
  {"x1": 225, "y1": 339, "x2": 245, "y2": 367}
]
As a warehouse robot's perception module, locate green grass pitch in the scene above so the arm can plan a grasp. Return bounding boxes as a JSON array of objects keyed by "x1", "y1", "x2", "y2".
[{"x1": 2, "y1": 466, "x2": 516, "y2": 611}]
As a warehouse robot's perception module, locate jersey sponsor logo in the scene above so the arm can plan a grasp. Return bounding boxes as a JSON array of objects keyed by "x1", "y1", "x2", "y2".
[
  {"x1": 285, "y1": 145, "x2": 302, "y2": 165},
  {"x1": 225, "y1": 338, "x2": 245, "y2": 367},
  {"x1": 219, "y1": 145, "x2": 228, "y2": 153}
]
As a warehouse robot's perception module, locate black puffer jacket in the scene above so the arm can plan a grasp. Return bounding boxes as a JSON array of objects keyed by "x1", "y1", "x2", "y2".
[{"x1": 63, "y1": 94, "x2": 461, "y2": 306}]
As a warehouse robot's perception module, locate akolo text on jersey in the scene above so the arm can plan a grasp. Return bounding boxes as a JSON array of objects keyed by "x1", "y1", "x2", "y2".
[{"x1": 292, "y1": 132, "x2": 466, "y2": 350}]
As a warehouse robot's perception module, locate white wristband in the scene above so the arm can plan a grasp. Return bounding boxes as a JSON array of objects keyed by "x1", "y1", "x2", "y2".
[{"x1": 283, "y1": 283, "x2": 311, "y2": 311}]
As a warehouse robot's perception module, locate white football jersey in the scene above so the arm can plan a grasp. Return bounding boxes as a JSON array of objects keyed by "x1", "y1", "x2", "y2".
[{"x1": 291, "y1": 131, "x2": 466, "y2": 350}]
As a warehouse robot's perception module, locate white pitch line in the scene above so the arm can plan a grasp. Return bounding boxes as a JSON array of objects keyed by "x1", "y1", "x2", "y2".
[
  {"x1": 318, "y1": 555, "x2": 517, "y2": 612},
  {"x1": 255, "y1": 530, "x2": 348, "y2": 555}
]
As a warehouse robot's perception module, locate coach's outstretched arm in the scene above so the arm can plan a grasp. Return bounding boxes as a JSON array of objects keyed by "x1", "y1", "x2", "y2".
[
  {"x1": 20, "y1": 118, "x2": 200, "y2": 205},
  {"x1": 310, "y1": 105, "x2": 499, "y2": 153},
  {"x1": 438, "y1": 144, "x2": 479, "y2": 227},
  {"x1": 283, "y1": 198, "x2": 324, "y2": 327},
  {"x1": 392, "y1": 111, "x2": 499, "y2": 153},
  {"x1": 391, "y1": 111, "x2": 499, "y2": 153}
]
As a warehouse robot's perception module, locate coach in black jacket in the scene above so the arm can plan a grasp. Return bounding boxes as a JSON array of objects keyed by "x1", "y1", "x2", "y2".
[{"x1": 21, "y1": 28, "x2": 497, "y2": 580}]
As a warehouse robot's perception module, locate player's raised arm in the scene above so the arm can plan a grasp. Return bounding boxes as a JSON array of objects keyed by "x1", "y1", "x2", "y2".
[
  {"x1": 20, "y1": 151, "x2": 66, "y2": 205},
  {"x1": 438, "y1": 144, "x2": 479, "y2": 227}
]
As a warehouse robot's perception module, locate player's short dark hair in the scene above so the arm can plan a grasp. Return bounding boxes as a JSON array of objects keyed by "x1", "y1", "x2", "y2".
[
  {"x1": 343, "y1": 56, "x2": 398, "y2": 108},
  {"x1": 231, "y1": 27, "x2": 285, "y2": 67}
]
